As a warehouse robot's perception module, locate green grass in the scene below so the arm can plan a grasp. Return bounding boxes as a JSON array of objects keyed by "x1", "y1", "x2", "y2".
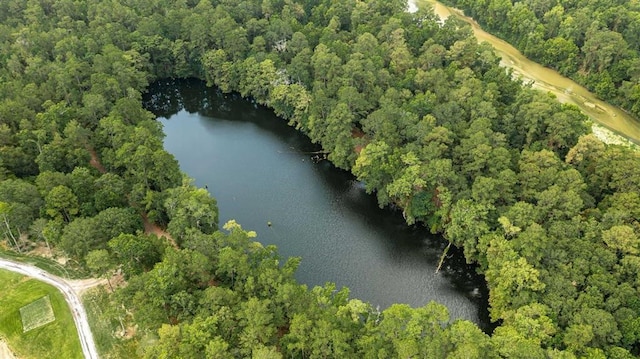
[
  {"x1": 83, "y1": 287, "x2": 141, "y2": 358},
  {"x1": 0, "y1": 270, "x2": 83, "y2": 359},
  {"x1": 20, "y1": 296, "x2": 56, "y2": 332}
]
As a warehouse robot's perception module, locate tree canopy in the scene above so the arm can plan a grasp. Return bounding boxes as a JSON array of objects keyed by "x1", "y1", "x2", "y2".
[{"x1": 0, "y1": 0, "x2": 639, "y2": 357}]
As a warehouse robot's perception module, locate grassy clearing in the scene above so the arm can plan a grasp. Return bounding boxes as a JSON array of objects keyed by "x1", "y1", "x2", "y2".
[
  {"x1": 0, "y1": 270, "x2": 83, "y2": 359},
  {"x1": 83, "y1": 287, "x2": 140, "y2": 358},
  {"x1": 20, "y1": 296, "x2": 55, "y2": 332}
]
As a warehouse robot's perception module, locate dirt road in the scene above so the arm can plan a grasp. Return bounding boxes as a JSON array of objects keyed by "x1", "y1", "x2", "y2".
[
  {"x1": 0, "y1": 339, "x2": 17, "y2": 359},
  {"x1": 0, "y1": 259, "x2": 101, "y2": 359}
]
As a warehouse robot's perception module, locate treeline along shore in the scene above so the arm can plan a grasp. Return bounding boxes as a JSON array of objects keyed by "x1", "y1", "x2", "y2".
[{"x1": 0, "y1": 0, "x2": 639, "y2": 357}]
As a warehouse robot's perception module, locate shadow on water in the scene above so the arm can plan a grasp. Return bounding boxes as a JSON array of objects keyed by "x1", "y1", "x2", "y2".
[{"x1": 143, "y1": 78, "x2": 493, "y2": 332}]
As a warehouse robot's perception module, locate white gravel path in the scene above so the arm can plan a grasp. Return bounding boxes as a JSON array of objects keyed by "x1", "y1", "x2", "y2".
[{"x1": 0, "y1": 259, "x2": 101, "y2": 359}]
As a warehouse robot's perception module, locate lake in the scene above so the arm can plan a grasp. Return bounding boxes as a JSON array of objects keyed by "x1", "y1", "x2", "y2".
[{"x1": 143, "y1": 79, "x2": 491, "y2": 330}]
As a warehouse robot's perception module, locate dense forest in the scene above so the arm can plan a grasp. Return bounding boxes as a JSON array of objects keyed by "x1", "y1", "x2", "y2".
[
  {"x1": 1, "y1": 0, "x2": 639, "y2": 357},
  {"x1": 444, "y1": 0, "x2": 640, "y2": 120}
]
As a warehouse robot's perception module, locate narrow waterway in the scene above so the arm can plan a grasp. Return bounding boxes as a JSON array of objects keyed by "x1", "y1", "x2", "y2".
[
  {"x1": 143, "y1": 79, "x2": 491, "y2": 330},
  {"x1": 411, "y1": 0, "x2": 640, "y2": 144}
]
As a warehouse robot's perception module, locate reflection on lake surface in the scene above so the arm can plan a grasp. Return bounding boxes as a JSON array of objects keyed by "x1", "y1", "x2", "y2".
[{"x1": 143, "y1": 79, "x2": 491, "y2": 331}]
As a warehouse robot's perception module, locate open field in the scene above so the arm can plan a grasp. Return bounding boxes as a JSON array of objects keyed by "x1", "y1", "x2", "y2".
[{"x1": 0, "y1": 270, "x2": 82, "y2": 359}]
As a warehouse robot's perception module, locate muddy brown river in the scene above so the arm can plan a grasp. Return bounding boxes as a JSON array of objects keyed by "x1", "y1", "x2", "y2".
[{"x1": 410, "y1": 0, "x2": 640, "y2": 144}]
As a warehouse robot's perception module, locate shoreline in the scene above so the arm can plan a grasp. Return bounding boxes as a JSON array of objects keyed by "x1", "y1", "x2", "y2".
[{"x1": 409, "y1": 0, "x2": 640, "y2": 147}]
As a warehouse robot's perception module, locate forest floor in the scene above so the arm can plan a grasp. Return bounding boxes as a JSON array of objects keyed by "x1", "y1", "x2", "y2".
[
  {"x1": 142, "y1": 213, "x2": 175, "y2": 246},
  {"x1": 87, "y1": 148, "x2": 106, "y2": 174}
]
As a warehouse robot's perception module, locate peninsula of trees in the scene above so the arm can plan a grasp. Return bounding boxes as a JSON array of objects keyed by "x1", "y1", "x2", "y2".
[{"x1": 1, "y1": 0, "x2": 639, "y2": 357}]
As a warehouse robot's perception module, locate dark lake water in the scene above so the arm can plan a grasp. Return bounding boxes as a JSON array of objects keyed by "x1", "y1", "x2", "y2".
[{"x1": 143, "y1": 79, "x2": 491, "y2": 330}]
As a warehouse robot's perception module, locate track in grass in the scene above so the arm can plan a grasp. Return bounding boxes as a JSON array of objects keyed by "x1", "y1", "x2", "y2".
[
  {"x1": 0, "y1": 269, "x2": 83, "y2": 359},
  {"x1": 20, "y1": 296, "x2": 56, "y2": 332}
]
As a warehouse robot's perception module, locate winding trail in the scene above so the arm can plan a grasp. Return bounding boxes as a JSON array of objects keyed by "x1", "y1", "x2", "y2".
[
  {"x1": 0, "y1": 259, "x2": 101, "y2": 359},
  {"x1": 409, "y1": 0, "x2": 640, "y2": 145}
]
